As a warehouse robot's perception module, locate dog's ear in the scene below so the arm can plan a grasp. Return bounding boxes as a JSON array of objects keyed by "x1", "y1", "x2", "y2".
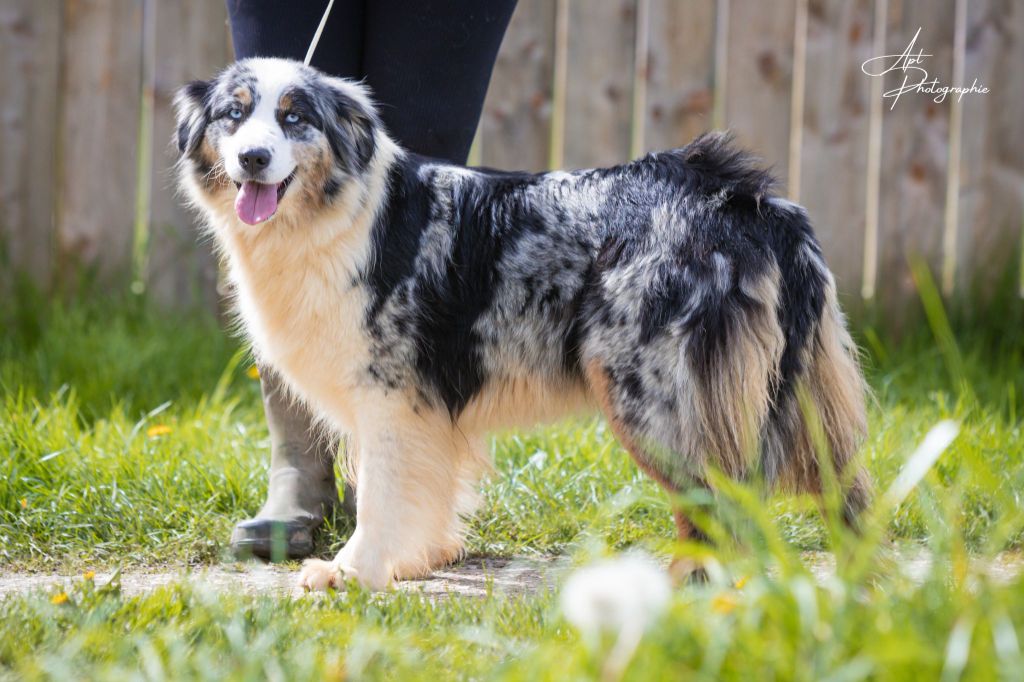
[
  {"x1": 324, "y1": 84, "x2": 378, "y2": 174},
  {"x1": 173, "y1": 79, "x2": 211, "y2": 155}
]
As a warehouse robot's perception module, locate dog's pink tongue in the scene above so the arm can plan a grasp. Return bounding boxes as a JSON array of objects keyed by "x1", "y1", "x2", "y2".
[{"x1": 234, "y1": 181, "x2": 279, "y2": 225}]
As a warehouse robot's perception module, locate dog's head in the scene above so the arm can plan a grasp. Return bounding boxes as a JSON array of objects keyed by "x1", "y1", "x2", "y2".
[{"x1": 174, "y1": 58, "x2": 379, "y2": 226}]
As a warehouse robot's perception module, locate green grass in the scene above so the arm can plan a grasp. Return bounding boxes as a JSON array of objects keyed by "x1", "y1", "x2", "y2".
[{"x1": 1, "y1": 288, "x2": 1023, "y2": 680}]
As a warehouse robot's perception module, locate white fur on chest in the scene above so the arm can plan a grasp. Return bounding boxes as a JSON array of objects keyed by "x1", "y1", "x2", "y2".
[{"x1": 222, "y1": 210, "x2": 375, "y2": 433}]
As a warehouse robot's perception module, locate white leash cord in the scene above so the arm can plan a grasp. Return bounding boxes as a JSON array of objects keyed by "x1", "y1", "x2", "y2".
[{"x1": 304, "y1": 0, "x2": 336, "y2": 66}]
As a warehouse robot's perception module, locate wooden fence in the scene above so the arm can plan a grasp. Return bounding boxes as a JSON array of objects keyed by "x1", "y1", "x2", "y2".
[{"x1": 2, "y1": 0, "x2": 1022, "y2": 316}]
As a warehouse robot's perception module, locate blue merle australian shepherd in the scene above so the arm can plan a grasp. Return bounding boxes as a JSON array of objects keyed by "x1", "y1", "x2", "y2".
[{"x1": 175, "y1": 58, "x2": 871, "y2": 590}]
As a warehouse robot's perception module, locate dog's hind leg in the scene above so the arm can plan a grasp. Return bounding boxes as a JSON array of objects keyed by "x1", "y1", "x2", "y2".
[
  {"x1": 584, "y1": 361, "x2": 713, "y2": 580},
  {"x1": 298, "y1": 397, "x2": 467, "y2": 591},
  {"x1": 582, "y1": 254, "x2": 785, "y2": 580},
  {"x1": 811, "y1": 287, "x2": 872, "y2": 531},
  {"x1": 762, "y1": 278, "x2": 872, "y2": 533}
]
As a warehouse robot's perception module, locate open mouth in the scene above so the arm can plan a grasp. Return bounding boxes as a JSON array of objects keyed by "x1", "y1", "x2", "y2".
[{"x1": 233, "y1": 172, "x2": 295, "y2": 225}]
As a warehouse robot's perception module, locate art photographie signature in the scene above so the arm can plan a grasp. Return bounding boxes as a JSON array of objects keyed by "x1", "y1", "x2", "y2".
[{"x1": 861, "y1": 28, "x2": 989, "y2": 110}]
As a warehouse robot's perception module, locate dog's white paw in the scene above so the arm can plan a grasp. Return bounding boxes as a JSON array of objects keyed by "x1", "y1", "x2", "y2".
[{"x1": 297, "y1": 559, "x2": 342, "y2": 592}]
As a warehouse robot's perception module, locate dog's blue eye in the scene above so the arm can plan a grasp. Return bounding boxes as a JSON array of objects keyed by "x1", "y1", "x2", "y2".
[
  {"x1": 229, "y1": 107, "x2": 243, "y2": 120},
  {"x1": 284, "y1": 112, "x2": 301, "y2": 125}
]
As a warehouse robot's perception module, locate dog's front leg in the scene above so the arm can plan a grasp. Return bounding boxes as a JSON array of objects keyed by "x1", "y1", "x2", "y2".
[{"x1": 298, "y1": 400, "x2": 463, "y2": 591}]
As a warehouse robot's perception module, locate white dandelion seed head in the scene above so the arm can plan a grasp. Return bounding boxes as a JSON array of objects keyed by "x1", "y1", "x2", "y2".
[{"x1": 560, "y1": 552, "x2": 672, "y2": 641}]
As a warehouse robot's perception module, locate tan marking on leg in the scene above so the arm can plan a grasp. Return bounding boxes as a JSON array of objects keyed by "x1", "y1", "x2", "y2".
[
  {"x1": 668, "y1": 510, "x2": 709, "y2": 584},
  {"x1": 584, "y1": 360, "x2": 680, "y2": 494},
  {"x1": 586, "y1": 360, "x2": 711, "y2": 583}
]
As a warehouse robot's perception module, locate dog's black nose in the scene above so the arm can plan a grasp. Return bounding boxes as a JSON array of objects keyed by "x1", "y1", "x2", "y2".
[{"x1": 238, "y1": 148, "x2": 271, "y2": 172}]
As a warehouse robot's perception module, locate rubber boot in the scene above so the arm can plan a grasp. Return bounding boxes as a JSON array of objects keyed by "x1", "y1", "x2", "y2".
[{"x1": 230, "y1": 367, "x2": 355, "y2": 561}]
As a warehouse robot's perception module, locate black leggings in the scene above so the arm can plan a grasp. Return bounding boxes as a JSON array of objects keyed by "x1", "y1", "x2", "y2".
[{"x1": 225, "y1": 0, "x2": 517, "y2": 165}]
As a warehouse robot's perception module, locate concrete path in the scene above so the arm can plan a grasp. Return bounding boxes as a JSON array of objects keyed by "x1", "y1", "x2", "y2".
[
  {"x1": 1, "y1": 551, "x2": 1019, "y2": 600},
  {"x1": 0, "y1": 556, "x2": 565, "y2": 600}
]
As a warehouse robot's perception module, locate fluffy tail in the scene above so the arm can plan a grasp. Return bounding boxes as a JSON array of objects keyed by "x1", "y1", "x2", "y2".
[
  {"x1": 674, "y1": 133, "x2": 870, "y2": 524},
  {"x1": 759, "y1": 202, "x2": 872, "y2": 526},
  {"x1": 685, "y1": 257, "x2": 786, "y2": 481}
]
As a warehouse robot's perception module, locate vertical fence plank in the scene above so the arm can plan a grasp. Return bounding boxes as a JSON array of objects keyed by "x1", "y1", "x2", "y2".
[
  {"x1": 940, "y1": 0, "x2": 967, "y2": 296},
  {"x1": 787, "y1": 0, "x2": 809, "y2": 201},
  {"x1": 799, "y1": 0, "x2": 874, "y2": 302},
  {"x1": 861, "y1": 0, "x2": 887, "y2": 300},
  {"x1": 479, "y1": 0, "x2": 556, "y2": 172},
  {"x1": 874, "y1": 0, "x2": 954, "y2": 313},
  {"x1": 723, "y1": 0, "x2": 796, "y2": 184},
  {"x1": 549, "y1": 0, "x2": 569, "y2": 169},
  {"x1": 956, "y1": 0, "x2": 1024, "y2": 298},
  {"x1": 56, "y1": 0, "x2": 144, "y2": 288},
  {"x1": 562, "y1": 0, "x2": 637, "y2": 169},
  {"x1": 142, "y1": 0, "x2": 228, "y2": 309},
  {"x1": 629, "y1": 0, "x2": 649, "y2": 158},
  {"x1": 641, "y1": 0, "x2": 716, "y2": 154},
  {"x1": 0, "y1": 1, "x2": 61, "y2": 295}
]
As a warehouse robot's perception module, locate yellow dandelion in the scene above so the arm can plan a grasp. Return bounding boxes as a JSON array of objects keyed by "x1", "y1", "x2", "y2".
[
  {"x1": 246, "y1": 365, "x2": 260, "y2": 380},
  {"x1": 711, "y1": 592, "x2": 738, "y2": 615},
  {"x1": 734, "y1": 575, "x2": 749, "y2": 590},
  {"x1": 146, "y1": 424, "x2": 173, "y2": 438},
  {"x1": 20, "y1": 498, "x2": 28, "y2": 509},
  {"x1": 51, "y1": 592, "x2": 68, "y2": 605},
  {"x1": 83, "y1": 570, "x2": 96, "y2": 581}
]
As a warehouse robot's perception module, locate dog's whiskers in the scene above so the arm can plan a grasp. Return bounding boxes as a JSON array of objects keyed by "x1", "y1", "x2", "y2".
[{"x1": 203, "y1": 160, "x2": 229, "y2": 185}]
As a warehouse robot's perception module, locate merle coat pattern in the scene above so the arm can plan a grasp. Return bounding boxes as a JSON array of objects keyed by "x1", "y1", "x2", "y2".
[{"x1": 175, "y1": 58, "x2": 870, "y2": 590}]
